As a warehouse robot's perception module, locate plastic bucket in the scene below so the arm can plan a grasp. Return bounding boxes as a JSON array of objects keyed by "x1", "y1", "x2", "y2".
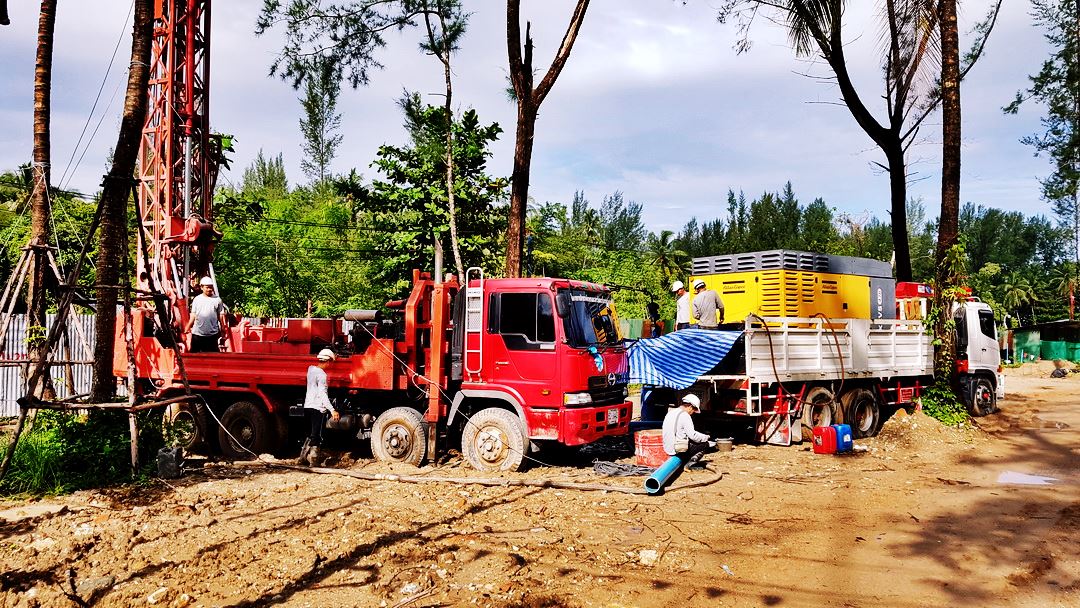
[{"x1": 634, "y1": 429, "x2": 668, "y2": 467}]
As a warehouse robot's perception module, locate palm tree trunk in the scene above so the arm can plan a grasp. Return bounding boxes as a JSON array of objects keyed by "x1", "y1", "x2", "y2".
[
  {"x1": 25, "y1": 0, "x2": 56, "y2": 399},
  {"x1": 934, "y1": 0, "x2": 961, "y2": 385},
  {"x1": 91, "y1": 0, "x2": 154, "y2": 401}
]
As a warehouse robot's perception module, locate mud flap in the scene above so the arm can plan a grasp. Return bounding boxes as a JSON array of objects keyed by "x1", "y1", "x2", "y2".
[{"x1": 757, "y1": 413, "x2": 795, "y2": 446}]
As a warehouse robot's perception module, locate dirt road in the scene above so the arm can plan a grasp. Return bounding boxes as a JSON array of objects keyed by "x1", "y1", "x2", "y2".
[{"x1": 1, "y1": 364, "x2": 1078, "y2": 607}]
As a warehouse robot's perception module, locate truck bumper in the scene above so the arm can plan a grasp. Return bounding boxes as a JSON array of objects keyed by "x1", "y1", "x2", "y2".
[{"x1": 557, "y1": 401, "x2": 632, "y2": 446}]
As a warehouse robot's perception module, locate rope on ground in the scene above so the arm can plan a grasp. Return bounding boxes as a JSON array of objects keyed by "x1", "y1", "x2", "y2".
[
  {"x1": 197, "y1": 392, "x2": 727, "y2": 496},
  {"x1": 232, "y1": 459, "x2": 724, "y2": 496},
  {"x1": 592, "y1": 460, "x2": 656, "y2": 477}
]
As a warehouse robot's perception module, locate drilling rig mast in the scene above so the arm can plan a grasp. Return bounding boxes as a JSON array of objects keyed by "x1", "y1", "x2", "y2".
[{"x1": 138, "y1": 0, "x2": 220, "y2": 328}]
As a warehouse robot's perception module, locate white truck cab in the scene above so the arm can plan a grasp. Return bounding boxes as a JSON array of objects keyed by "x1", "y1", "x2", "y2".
[{"x1": 954, "y1": 299, "x2": 1004, "y2": 416}]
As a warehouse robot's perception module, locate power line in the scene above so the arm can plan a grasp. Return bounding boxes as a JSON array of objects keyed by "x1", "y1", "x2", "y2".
[
  {"x1": 237, "y1": 216, "x2": 500, "y2": 237},
  {"x1": 59, "y1": 0, "x2": 134, "y2": 192},
  {"x1": 0, "y1": 178, "x2": 94, "y2": 201}
]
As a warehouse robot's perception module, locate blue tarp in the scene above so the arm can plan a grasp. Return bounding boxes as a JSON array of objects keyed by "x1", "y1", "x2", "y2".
[{"x1": 627, "y1": 329, "x2": 742, "y2": 389}]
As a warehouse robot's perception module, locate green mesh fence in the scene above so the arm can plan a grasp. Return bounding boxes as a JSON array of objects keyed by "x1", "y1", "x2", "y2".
[
  {"x1": 1041, "y1": 340, "x2": 1067, "y2": 361},
  {"x1": 1013, "y1": 331, "x2": 1041, "y2": 362}
]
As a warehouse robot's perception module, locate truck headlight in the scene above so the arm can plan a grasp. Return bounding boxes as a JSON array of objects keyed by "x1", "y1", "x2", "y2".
[{"x1": 564, "y1": 392, "x2": 593, "y2": 405}]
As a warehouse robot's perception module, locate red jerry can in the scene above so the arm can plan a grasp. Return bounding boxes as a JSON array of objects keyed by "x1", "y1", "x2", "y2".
[{"x1": 812, "y1": 426, "x2": 838, "y2": 454}]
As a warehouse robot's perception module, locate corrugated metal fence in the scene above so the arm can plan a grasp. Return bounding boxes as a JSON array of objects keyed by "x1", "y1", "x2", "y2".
[{"x1": 1, "y1": 313, "x2": 97, "y2": 417}]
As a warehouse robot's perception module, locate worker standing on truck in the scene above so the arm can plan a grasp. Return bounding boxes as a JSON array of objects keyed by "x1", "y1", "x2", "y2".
[
  {"x1": 662, "y1": 394, "x2": 715, "y2": 464},
  {"x1": 672, "y1": 280, "x2": 691, "y2": 330},
  {"x1": 185, "y1": 277, "x2": 227, "y2": 352},
  {"x1": 691, "y1": 279, "x2": 724, "y2": 329},
  {"x1": 300, "y1": 348, "x2": 340, "y2": 466}
]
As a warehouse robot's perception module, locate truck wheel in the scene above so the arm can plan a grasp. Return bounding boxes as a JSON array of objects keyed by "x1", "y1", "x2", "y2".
[
  {"x1": 163, "y1": 401, "x2": 209, "y2": 453},
  {"x1": 462, "y1": 408, "x2": 526, "y2": 472},
  {"x1": 217, "y1": 400, "x2": 275, "y2": 461},
  {"x1": 801, "y1": 387, "x2": 838, "y2": 438},
  {"x1": 371, "y1": 407, "x2": 428, "y2": 466},
  {"x1": 843, "y1": 388, "x2": 881, "y2": 439},
  {"x1": 968, "y1": 377, "x2": 997, "y2": 417}
]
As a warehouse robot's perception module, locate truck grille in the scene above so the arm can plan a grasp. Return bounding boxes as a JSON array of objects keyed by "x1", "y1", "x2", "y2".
[
  {"x1": 588, "y1": 385, "x2": 626, "y2": 406},
  {"x1": 579, "y1": 374, "x2": 626, "y2": 406}
]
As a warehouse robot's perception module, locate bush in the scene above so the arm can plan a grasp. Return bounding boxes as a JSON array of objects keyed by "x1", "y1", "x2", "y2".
[
  {"x1": 1, "y1": 409, "x2": 166, "y2": 497},
  {"x1": 920, "y1": 383, "x2": 969, "y2": 427}
]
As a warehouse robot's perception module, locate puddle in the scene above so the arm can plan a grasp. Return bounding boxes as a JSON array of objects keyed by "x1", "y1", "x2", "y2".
[{"x1": 997, "y1": 471, "x2": 1058, "y2": 486}]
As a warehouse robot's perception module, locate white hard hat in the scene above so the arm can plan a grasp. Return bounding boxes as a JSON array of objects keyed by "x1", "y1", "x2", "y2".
[
  {"x1": 199, "y1": 276, "x2": 214, "y2": 286},
  {"x1": 317, "y1": 348, "x2": 336, "y2": 362},
  {"x1": 692, "y1": 279, "x2": 706, "y2": 290},
  {"x1": 670, "y1": 280, "x2": 684, "y2": 292},
  {"x1": 681, "y1": 394, "x2": 701, "y2": 410}
]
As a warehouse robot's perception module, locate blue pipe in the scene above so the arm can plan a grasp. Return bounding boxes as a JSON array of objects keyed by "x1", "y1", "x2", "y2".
[{"x1": 644, "y1": 455, "x2": 684, "y2": 494}]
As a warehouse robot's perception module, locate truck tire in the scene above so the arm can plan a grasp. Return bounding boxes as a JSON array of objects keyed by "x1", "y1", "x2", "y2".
[
  {"x1": 967, "y1": 377, "x2": 997, "y2": 417},
  {"x1": 163, "y1": 400, "x2": 210, "y2": 453},
  {"x1": 462, "y1": 408, "x2": 526, "y2": 472},
  {"x1": 801, "y1": 387, "x2": 838, "y2": 439},
  {"x1": 842, "y1": 388, "x2": 881, "y2": 439},
  {"x1": 371, "y1": 407, "x2": 428, "y2": 466},
  {"x1": 217, "y1": 400, "x2": 276, "y2": 461}
]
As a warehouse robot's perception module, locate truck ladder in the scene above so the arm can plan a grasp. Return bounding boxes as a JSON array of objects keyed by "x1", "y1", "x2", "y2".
[{"x1": 463, "y1": 267, "x2": 484, "y2": 375}]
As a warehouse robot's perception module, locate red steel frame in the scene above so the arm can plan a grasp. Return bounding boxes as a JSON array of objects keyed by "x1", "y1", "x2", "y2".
[{"x1": 139, "y1": 0, "x2": 215, "y2": 324}]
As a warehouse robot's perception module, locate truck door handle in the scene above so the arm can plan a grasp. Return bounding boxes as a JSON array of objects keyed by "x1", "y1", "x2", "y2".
[{"x1": 981, "y1": 348, "x2": 988, "y2": 351}]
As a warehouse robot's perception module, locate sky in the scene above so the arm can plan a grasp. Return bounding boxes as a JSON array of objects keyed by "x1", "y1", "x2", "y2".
[{"x1": 0, "y1": 1, "x2": 1056, "y2": 234}]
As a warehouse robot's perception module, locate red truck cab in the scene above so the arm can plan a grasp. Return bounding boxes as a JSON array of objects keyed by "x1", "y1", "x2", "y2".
[{"x1": 448, "y1": 275, "x2": 631, "y2": 470}]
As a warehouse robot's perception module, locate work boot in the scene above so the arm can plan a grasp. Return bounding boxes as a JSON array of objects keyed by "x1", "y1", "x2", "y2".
[
  {"x1": 306, "y1": 446, "x2": 322, "y2": 467},
  {"x1": 686, "y1": 452, "x2": 705, "y2": 467},
  {"x1": 297, "y1": 442, "x2": 312, "y2": 466}
]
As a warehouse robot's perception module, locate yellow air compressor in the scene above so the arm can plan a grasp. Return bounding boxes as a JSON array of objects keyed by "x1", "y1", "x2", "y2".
[{"x1": 689, "y1": 250, "x2": 896, "y2": 322}]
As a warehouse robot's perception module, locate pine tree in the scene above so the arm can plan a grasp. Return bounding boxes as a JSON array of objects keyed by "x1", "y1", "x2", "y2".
[{"x1": 298, "y1": 64, "x2": 343, "y2": 184}]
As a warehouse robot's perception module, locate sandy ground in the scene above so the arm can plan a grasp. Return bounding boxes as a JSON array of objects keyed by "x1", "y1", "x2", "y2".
[{"x1": 1, "y1": 363, "x2": 1078, "y2": 608}]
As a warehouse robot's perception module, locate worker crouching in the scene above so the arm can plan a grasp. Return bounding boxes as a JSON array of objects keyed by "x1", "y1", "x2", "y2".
[
  {"x1": 299, "y1": 348, "x2": 340, "y2": 467},
  {"x1": 662, "y1": 394, "x2": 716, "y2": 465}
]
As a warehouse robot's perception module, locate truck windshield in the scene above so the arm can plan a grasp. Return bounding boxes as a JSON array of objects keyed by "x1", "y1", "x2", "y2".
[{"x1": 557, "y1": 289, "x2": 622, "y2": 348}]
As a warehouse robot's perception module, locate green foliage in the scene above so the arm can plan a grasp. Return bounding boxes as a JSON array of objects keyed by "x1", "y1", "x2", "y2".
[
  {"x1": 1004, "y1": 0, "x2": 1080, "y2": 268},
  {"x1": 341, "y1": 98, "x2": 507, "y2": 292},
  {"x1": 242, "y1": 150, "x2": 288, "y2": 197},
  {"x1": 1, "y1": 410, "x2": 166, "y2": 497},
  {"x1": 920, "y1": 383, "x2": 969, "y2": 426},
  {"x1": 0, "y1": 171, "x2": 99, "y2": 306},
  {"x1": 214, "y1": 182, "x2": 381, "y2": 317},
  {"x1": 256, "y1": 0, "x2": 433, "y2": 89},
  {"x1": 25, "y1": 325, "x2": 46, "y2": 349}
]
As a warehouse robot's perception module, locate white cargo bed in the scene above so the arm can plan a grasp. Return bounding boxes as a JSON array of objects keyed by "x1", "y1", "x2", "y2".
[{"x1": 699, "y1": 316, "x2": 933, "y2": 384}]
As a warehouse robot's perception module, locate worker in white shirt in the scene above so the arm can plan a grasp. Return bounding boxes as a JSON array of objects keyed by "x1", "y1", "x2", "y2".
[
  {"x1": 299, "y1": 348, "x2": 340, "y2": 466},
  {"x1": 662, "y1": 394, "x2": 715, "y2": 464},
  {"x1": 671, "y1": 280, "x2": 691, "y2": 331}
]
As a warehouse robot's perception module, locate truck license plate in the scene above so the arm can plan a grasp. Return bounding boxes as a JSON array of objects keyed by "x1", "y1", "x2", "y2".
[{"x1": 607, "y1": 408, "x2": 618, "y2": 425}]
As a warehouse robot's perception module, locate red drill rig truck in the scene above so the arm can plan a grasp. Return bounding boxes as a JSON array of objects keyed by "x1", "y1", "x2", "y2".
[{"x1": 113, "y1": 0, "x2": 631, "y2": 471}]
